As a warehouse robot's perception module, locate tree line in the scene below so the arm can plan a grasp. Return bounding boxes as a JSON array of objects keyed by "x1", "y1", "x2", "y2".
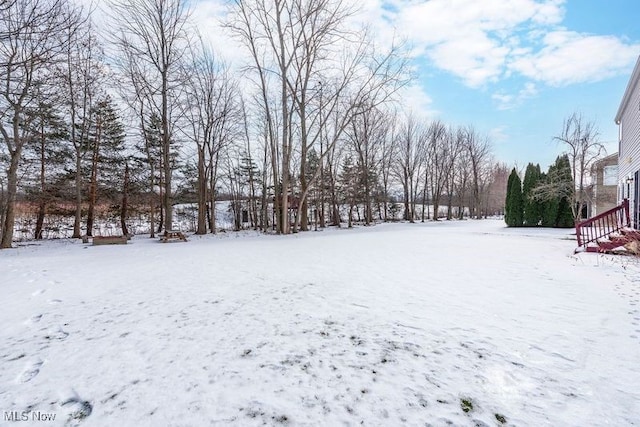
[
  {"x1": 505, "y1": 157, "x2": 574, "y2": 228},
  {"x1": 0, "y1": 0, "x2": 508, "y2": 248},
  {"x1": 504, "y1": 113, "x2": 606, "y2": 228}
]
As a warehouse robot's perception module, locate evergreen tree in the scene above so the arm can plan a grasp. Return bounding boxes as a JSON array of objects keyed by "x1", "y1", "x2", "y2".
[
  {"x1": 505, "y1": 168, "x2": 515, "y2": 226},
  {"x1": 541, "y1": 198, "x2": 559, "y2": 227},
  {"x1": 539, "y1": 169, "x2": 557, "y2": 227},
  {"x1": 339, "y1": 155, "x2": 361, "y2": 228},
  {"x1": 85, "y1": 96, "x2": 126, "y2": 236},
  {"x1": 554, "y1": 155, "x2": 575, "y2": 228},
  {"x1": 237, "y1": 152, "x2": 262, "y2": 229},
  {"x1": 522, "y1": 163, "x2": 543, "y2": 226},
  {"x1": 505, "y1": 168, "x2": 523, "y2": 227},
  {"x1": 23, "y1": 97, "x2": 70, "y2": 239},
  {"x1": 137, "y1": 113, "x2": 163, "y2": 236},
  {"x1": 537, "y1": 155, "x2": 574, "y2": 228},
  {"x1": 511, "y1": 171, "x2": 524, "y2": 227}
]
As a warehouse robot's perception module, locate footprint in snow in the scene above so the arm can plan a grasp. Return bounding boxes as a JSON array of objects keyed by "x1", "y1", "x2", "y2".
[
  {"x1": 45, "y1": 326, "x2": 69, "y2": 341},
  {"x1": 6, "y1": 352, "x2": 26, "y2": 362},
  {"x1": 48, "y1": 299, "x2": 63, "y2": 305},
  {"x1": 59, "y1": 390, "x2": 93, "y2": 422},
  {"x1": 17, "y1": 358, "x2": 43, "y2": 383},
  {"x1": 32, "y1": 289, "x2": 46, "y2": 296},
  {"x1": 24, "y1": 314, "x2": 43, "y2": 325}
]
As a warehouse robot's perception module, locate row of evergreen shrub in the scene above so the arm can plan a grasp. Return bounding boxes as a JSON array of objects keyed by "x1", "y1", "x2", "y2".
[{"x1": 505, "y1": 155, "x2": 574, "y2": 228}]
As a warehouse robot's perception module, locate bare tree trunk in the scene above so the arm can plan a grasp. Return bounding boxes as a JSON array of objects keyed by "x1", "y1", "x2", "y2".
[
  {"x1": 86, "y1": 114, "x2": 102, "y2": 236},
  {"x1": 0, "y1": 0, "x2": 81, "y2": 248},
  {"x1": 261, "y1": 140, "x2": 269, "y2": 232},
  {"x1": 112, "y1": 0, "x2": 190, "y2": 234},
  {"x1": 208, "y1": 163, "x2": 218, "y2": 234},
  {"x1": 327, "y1": 152, "x2": 341, "y2": 227},
  {"x1": 86, "y1": 152, "x2": 98, "y2": 236},
  {"x1": 35, "y1": 129, "x2": 47, "y2": 240},
  {"x1": 421, "y1": 173, "x2": 427, "y2": 222},
  {"x1": 73, "y1": 152, "x2": 83, "y2": 237},
  {"x1": 1, "y1": 152, "x2": 20, "y2": 248},
  {"x1": 196, "y1": 148, "x2": 207, "y2": 234},
  {"x1": 403, "y1": 171, "x2": 410, "y2": 221},
  {"x1": 162, "y1": 68, "x2": 172, "y2": 232},
  {"x1": 121, "y1": 162, "x2": 130, "y2": 236},
  {"x1": 320, "y1": 134, "x2": 326, "y2": 228}
]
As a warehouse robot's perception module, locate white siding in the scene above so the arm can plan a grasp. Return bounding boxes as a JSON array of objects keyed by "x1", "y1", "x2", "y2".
[
  {"x1": 617, "y1": 58, "x2": 640, "y2": 227},
  {"x1": 618, "y1": 73, "x2": 640, "y2": 180}
]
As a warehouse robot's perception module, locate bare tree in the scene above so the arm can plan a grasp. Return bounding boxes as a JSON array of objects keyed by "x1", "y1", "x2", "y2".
[
  {"x1": 377, "y1": 111, "x2": 396, "y2": 222},
  {"x1": 111, "y1": 0, "x2": 190, "y2": 233},
  {"x1": 425, "y1": 121, "x2": 460, "y2": 220},
  {"x1": 347, "y1": 105, "x2": 386, "y2": 225},
  {"x1": 462, "y1": 126, "x2": 492, "y2": 219},
  {"x1": 554, "y1": 112, "x2": 604, "y2": 220},
  {"x1": 483, "y1": 162, "x2": 509, "y2": 217},
  {"x1": 59, "y1": 19, "x2": 104, "y2": 238},
  {"x1": 451, "y1": 130, "x2": 471, "y2": 219},
  {"x1": 180, "y1": 39, "x2": 240, "y2": 234},
  {"x1": 115, "y1": 46, "x2": 159, "y2": 237},
  {"x1": 393, "y1": 115, "x2": 426, "y2": 222},
  {"x1": 444, "y1": 127, "x2": 466, "y2": 219},
  {"x1": 0, "y1": 0, "x2": 81, "y2": 248},
  {"x1": 228, "y1": 0, "x2": 408, "y2": 234},
  {"x1": 24, "y1": 91, "x2": 69, "y2": 240}
]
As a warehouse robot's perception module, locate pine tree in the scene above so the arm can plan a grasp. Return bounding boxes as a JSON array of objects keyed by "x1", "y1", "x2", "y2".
[
  {"x1": 522, "y1": 163, "x2": 543, "y2": 226},
  {"x1": 85, "y1": 96, "x2": 126, "y2": 236},
  {"x1": 511, "y1": 172, "x2": 524, "y2": 227},
  {"x1": 24, "y1": 97, "x2": 70, "y2": 240},
  {"x1": 237, "y1": 153, "x2": 262, "y2": 229},
  {"x1": 555, "y1": 155, "x2": 575, "y2": 228},
  {"x1": 505, "y1": 168, "x2": 515, "y2": 226},
  {"x1": 537, "y1": 155, "x2": 574, "y2": 228},
  {"x1": 137, "y1": 113, "x2": 163, "y2": 237},
  {"x1": 339, "y1": 155, "x2": 361, "y2": 228},
  {"x1": 505, "y1": 168, "x2": 523, "y2": 227},
  {"x1": 539, "y1": 170, "x2": 557, "y2": 227}
]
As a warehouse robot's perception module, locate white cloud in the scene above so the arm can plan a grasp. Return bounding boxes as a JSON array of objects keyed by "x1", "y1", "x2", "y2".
[
  {"x1": 489, "y1": 125, "x2": 509, "y2": 143},
  {"x1": 190, "y1": 0, "x2": 251, "y2": 68},
  {"x1": 89, "y1": 0, "x2": 640, "y2": 106},
  {"x1": 492, "y1": 82, "x2": 538, "y2": 110},
  {"x1": 358, "y1": 0, "x2": 639, "y2": 89},
  {"x1": 397, "y1": 83, "x2": 437, "y2": 117},
  {"x1": 387, "y1": 0, "x2": 566, "y2": 87},
  {"x1": 510, "y1": 30, "x2": 640, "y2": 86}
]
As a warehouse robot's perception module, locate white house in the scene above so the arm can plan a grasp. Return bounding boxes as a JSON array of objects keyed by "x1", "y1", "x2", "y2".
[{"x1": 615, "y1": 55, "x2": 640, "y2": 229}]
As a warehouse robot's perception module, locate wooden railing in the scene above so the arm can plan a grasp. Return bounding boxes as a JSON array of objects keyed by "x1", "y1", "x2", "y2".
[{"x1": 575, "y1": 199, "x2": 630, "y2": 248}]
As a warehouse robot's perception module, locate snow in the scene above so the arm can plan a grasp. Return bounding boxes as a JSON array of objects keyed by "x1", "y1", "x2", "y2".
[{"x1": 1, "y1": 219, "x2": 639, "y2": 426}]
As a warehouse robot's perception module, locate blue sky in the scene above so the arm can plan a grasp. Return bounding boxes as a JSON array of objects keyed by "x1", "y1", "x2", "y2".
[
  {"x1": 375, "y1": 0, "x2": 640, "y2": 170},
  {"x1": 190, "y1": 0, "x2": 640, "y2": 170}
]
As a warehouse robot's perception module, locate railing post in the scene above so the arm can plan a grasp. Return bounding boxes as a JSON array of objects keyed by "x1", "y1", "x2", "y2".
[
  {"x1": 575, "y1": 199, "x2": 631, "y2": 249},
  {"x1": 623, "y1": 198, "x2": 630, "y2": 227}
]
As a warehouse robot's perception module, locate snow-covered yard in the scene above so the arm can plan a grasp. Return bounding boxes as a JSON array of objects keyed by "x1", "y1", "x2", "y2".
[{"x1": 1, "y1": 220, "x2": 639, "y2": 426}]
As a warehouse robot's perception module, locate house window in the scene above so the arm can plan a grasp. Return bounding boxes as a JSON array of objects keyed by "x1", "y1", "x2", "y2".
[
  {"x1": 603, "y1": 165, "x2": 618, "y2": 186},
  {"x1": 619, "y1": 121, "x2": 623, "y2": 142},
  {"x1": 618, "y1": 122, "x2": 623, "y2": 157}
]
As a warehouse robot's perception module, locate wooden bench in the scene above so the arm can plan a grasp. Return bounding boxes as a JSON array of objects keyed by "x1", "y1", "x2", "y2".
[
  {"x1": 92, "y1": 235, "x2": 128, "y2": 246},
  {"x1": 161, "y1": 230, "x2": 187, "y2": 243}
]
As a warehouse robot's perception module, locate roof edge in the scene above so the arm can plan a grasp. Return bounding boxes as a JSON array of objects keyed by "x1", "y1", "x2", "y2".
[{"x1": 615, "y1": 55, "x2": 640, "y2": 124}]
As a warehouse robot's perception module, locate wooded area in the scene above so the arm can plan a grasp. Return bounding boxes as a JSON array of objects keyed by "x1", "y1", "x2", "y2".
[{"x1": 0, "y1": 0, "x2": 509, "y2": 248}]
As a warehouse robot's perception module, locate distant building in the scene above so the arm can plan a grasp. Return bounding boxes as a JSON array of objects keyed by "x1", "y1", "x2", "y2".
[
  {"x1": 615, "y1": 56, "x2": 640, "y2": 229},
  {"x1": 589, "y1": 153, "x2": 618, "y2": 217}
]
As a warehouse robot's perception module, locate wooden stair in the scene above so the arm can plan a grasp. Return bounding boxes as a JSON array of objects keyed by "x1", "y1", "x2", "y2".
[
  {"x1": 584, "y1": 229, "x2": 640, "y2": 253},
  {"x1": 575, "y1": 199, "x2": 640, "y2": 254}
]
